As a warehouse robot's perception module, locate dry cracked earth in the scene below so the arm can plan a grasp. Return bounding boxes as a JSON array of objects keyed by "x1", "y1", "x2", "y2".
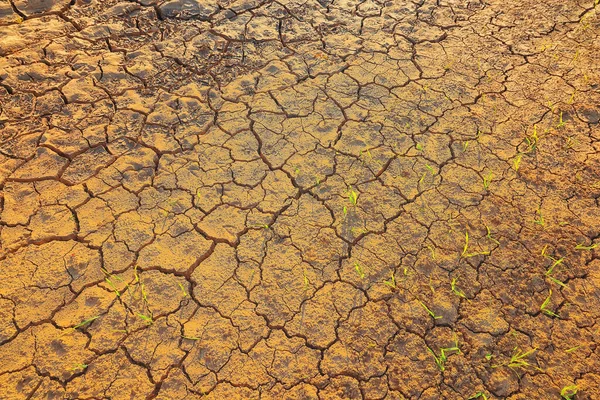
[{"x1": 1, "y1": 0, "x2": 600, "y2": 399}]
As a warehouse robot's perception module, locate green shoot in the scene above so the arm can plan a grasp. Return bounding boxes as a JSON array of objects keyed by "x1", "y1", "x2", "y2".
[
  {"x1": 178, "y1": 282, "x2": 188, "y2": 297},
  {"x1": 575, "y1": 243, "x2": 597, "y2": 250},
  {"x1": 450, "y1": 277, "x2": 467, "y2": 299},
  {"x1": 73, "y1": 316, "x2": 100, "y2": 330},
  {"x1": 561, "y1": 385, "x2": 578, "y2": 400},
  {"x1": 348, "y1": 188, "x2": 358, "y2": 206},
  {"x1": 565, "y1": 345, "x2": 581, "y2": 353},
  {"x1": 137, "y1": 313, "x2": 153, "y2": 324},
  {"x1": 416, "y1": 143, "x2": 424, "y2": 151},
  {"x1": 419, "y1": 300, "x2": 442, "y2": 320},
  {"x1": 507, "y1": 347, "x2": 537, "y2": 369},
  {"x1": 343, "y1": 205, "x2": 347, "y2": 215},
  {"x1": 68, "y1": 363, "x2": 88, "y2": 372},
  {"x1": 303, "y1": 268, "x2": 310, "y2": 290},
  {"x1": 545, "y1": 257, "x2": 564, "y2": 276},
  {"x1": 485, "y1": 225, "x2": 500, "y2": 245},
  {"x1": 426, "y1": 244, "x2": 436, "y2": 260},
  {"x1": 483, "y1": 171, "x2": 493, "y2": 191},
  {"x1": 557, "y1": 111, "x2": 566, "y2": 128},
  {"x1": 182, "y1": 335, "x2": 201, "y2": 340},
  {"x1": 534, "y1": 208, "x2": 545, "y2": 227},
  {"x1": 354, "y1": 262, "x2": 366, "y2": 280},
  {"x1": 469, "y1": 393, "x2": 488, "y2": 400},
  {"x1": 513, "y1": 153, "x2": 523, "y2": 171},
  {"x1": 383, "y1": 271, "x2": 396, "y2": 289},
  {"x1": 461, "y1": 230, "x2": 490, "y2": 258},
  {"x1": 540, "y1": 290, "x2": 559, "y2": 318},
  {"x1": 427, "y1": 344, "x2": 460, "y2": 371},
  {"x1": 425, "y1": 164, "x2": 435, "y2": 175}
]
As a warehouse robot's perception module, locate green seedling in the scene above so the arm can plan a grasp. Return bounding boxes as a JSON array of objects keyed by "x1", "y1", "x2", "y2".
[
  {"x1": 73, "y1": 316, "x2": 100, "y2": 330},
  {"x1": 302, "y1": 268, "x2": 310, "y2": 290},
  {"x1": 565, "y1": 136, "x2": 578, "y2": 150},
  {"x1": 419, "y1": 300, "x2": 442, "y2": 320},
  {"x1": 450, "y1": 277, "x2": 467, "y2": 299},
  {"x1": 483, "y1": 172, "x2": 493, "y2": 191},
  {"x1": 534, "y1": 208, "x2": 545, "y2": 227},
  {"x1": 575, "y1": 243, "x2": 597, "y2": 250},
  {"x1": 182, "y1": 335, "x2": 201, "y2": 340},
  {"x1": 485, "y1": 353, "x2": 493, "y2": 361},
  {"x1": 557, "y1": 111, "x2": 566, "y2": 128},
  {"x1": 68, "y1": 363, "x2": 88, "y2": 372},
  {"x1": 426, "y1": 244, "x2": 436, "y2": 260},
  {"x1": 485, "y1": 225, "x2": 500, "y2": 245},
  {"x1": 178, "y1": 282, "x2": 188, "y2": 297},
  {"x1": 540, "y1": 289, "x2": 559, "y2": 318},
  {"x1": 348, "y1": 188, "x2": 358, "y2": 206},
  {"x1": 545, "y1": 257, "x2": 565, "y2": 287},
  {"x1": 523, "y1": 125, "x2": 539, "y2": 153},
  {"x1": 427, "y1": 344, "x2": 460, "y2": 371},
  {"x1": 416, "y1": 143, "x2": 424, "y2": 151},
  {"x1": 469, "y1": 393, "x2": 488, "y2": 400},
  {"x1": 425, "y1": 164, "x2": 435, "y2": 175},
  {"x1": 383, "y1": 271, "x2": 396, "y2": 289},
  {"x1": 461, "y1": 230, "x2": 490, "y2": 258},
  {"x1": 513, "y1": 153, "x2": 523, "y2": 171},
  {"x1": 561, "y1": 385, "x2": 578, "y2": 400},
  {"x1": 105, "y1": 276, "x2": 121, "y2": 297},
  {"x1": 137, "y1": 313, "x2": 153, "y2": 324},
  {"x1": 462, "y1": 140, "x2": 470, "y2": 152},
  {"x1": 354, "y1": 262, "x2": 366, "y2": 280},
  {"x1": 506, "y1": 347, "x2": 537, "y2": 369},
  {"x1": 343, "y1": 206, "x2": 347, "y2": 215},
  {"x1": 565, "y1": 345, "x2": 581, "y2": 353}
]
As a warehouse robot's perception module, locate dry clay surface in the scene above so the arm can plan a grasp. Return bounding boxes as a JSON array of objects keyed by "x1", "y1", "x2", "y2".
[{"x1": 1, "y1": 0, "x2": 600, "y2": 398}]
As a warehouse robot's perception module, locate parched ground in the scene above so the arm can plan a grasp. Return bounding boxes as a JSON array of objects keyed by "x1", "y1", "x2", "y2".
[{"x1": 1, "y1": 0, "x2": 599, "y2": 398}]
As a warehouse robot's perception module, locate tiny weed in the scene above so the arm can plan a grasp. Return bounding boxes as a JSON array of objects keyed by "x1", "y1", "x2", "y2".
[
  {"x1": 73, "y1": 316, "x2": 99, "y2": 330},
  {"x1": 348, "y1": 188, "x2": 358, "y2": 206},
  {"x1": 450, "y1": 277, "x2": 467, "y2": 299},
  {"x1": 419, "y1": 300, "x2": 442, "y2": 320},
  {"x1": 485, "y1": 225, "x2": 500, "y2": 245},
  {"x1": 534, "y1": 208, "x2": 545, "y2": 227},
  {"x1": 427, "y1": 343, "x2": 460, "y2": 371},
  {"x1": 383, "y1": 271, "x2": 396, "y2": 289},
  {"x1": 461, "y1": 230, "x2": 490, "y2": 258},
  {"x1": 575, "y1": 243, "x2": 597, "y2": 250},
  {"x1": 137, "y1": 313, "x2": 153, "y2": 324},
  {"x1": 468, "y1": 393, "x2": 488, "y2": 400},
  {"x1": 507, "y1": 347, "x2": 537, "y2": 369},
  {"x1": 178, "y1": 282, "x2": 188, "y2": 297},
  {"x1": 303, "y1": 268, "x2": 310, "y2": 290},
  {"x1": 416, "y1": 143, "x2": 424, "y2": 151},
  {"x1": 483, "y1": 171, "x2": 493, "y2": 191},
  {"x1": 561, "y1": 385, "x2": 578, "y2": 400},
  {"x1": 540, "y1": 289, "x2": 559, "y2": 318},
  {"x1": 354, "y1": 262, "x2": 366, "y2": 280},
  {"x1": 565, "y1": 345, "x2": 581, "y2": 353},
  {"x1": 68, "y1": 363, "x2": 88, "y2": 372},
  {"x1": 513, "y1": 153, "x2": 523, "y2": 171},
  {"x1": 557, "y1": 111, "x2": 566, "y2": 128}
]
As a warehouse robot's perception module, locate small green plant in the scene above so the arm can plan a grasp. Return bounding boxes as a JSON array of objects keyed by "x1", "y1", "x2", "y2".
[
  {"x1": 427, "y1": 342, "x2": 460, "y2": 371},
  {"x1": 354, "y1": 262, "x2": 366, "y2": 280},
  {"x1": 483, "y1": 171, "x2": 493, "y2": 191},
  {"x1": 575, "y1": 243, "x2": 597, "y2": 250},
  {"x1": 561, "y1": 384, "x2": 578, "y2": 399},
  {"x1": 485, "y1": 225, "x2": 500, "y2": 245},
  {"x1": 416, "y1": 143, "x2": 424, "y2": 151},
  {"x1": 557, "y1": 111, "x2": 566, "y2": 128},
  {"x1": 513, "y1": 153, "x2": 523, "y2": 171},
  {"x1": 73, "y1": 316, "x2": 100, "y2": 330},
  {"x1": 178, "y1": 282, "x2": 188, "y2": 297},
  {"x1": 534, "y1": 207, "x2": 545, "y2": 227},
  {"x1": 461, "y1": 230, "x2": 490, "y2": 258},
  {"x1": 348, "y1": 188, "x2": 358, "y2": 206},
  {"x1": 565, "y1": 345, "x2": 581, "y2": 353},
  {"x1": 68, "y1": 363, "x2": 88, "y2": 372},
  {"x1": 383, "y1": 271, "x2": 396, "y2": 289},
  {"x1": 540, "y1": 289, "x2": 559, "y2": 318},
  {"x1": 505, "y1": 347, "x2": 537, "y2": 370},
  {"x1": 303, "y1": 268, "x2": 310, "y2": 290},
  {"x1": 137, "y1": 313, "x2": 153, "y2": 324},
  {"x1": 419, "y1": 300, "x2": 442, "y2": 320},
  {"x1": 450, "y1": 277, "x2": 467, "y2": 299},
  {"x1": 523, "y1": 125, "x2": 539, "y2": 153},
  {"x1": 469, "y1": 392, "x2": 488, "y2": 400},
  {"x1": 545, "y1": 256, "x2": 567, "y2": 287}
]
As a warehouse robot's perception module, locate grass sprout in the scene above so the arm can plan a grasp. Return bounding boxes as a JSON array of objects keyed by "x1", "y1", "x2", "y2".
[
  {"x1": 575, "y1": 243, "x2": 597, "y2": 250},
  {"x1": 450, "y1": 277, "x2": 467, "y2": 299},
  {"x1": 354, "y1": 262, "x2": 366, "y2": 280},
  {"x1": 419, "y1": 300, "x2": 442, "y2": 320},
  {"x1": 383, "y1": 271, "x2": 396, "y2": 289},
  {"x1": 427, "y1": 343, "x2": 460, "y2": 371},
  {"x1": 540, "y1": 290, "x2": 559, "y2": 318},
  {"x1": 561, "y1": 385, "x2": 578, "y2": 400}
]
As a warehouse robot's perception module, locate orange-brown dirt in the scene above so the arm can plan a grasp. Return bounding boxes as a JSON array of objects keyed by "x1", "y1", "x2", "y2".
[{"x1": 1, "y1": 0, "x2": 600, "y2": 399}]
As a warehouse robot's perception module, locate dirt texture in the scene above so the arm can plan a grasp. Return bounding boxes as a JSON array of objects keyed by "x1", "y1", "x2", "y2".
[{"x1": 1, "y1": 0, "x2": 600, "y2": 398}]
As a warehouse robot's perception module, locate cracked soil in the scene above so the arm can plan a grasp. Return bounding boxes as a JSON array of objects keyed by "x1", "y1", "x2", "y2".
[{"x1": 1, "y1": 0, "x2": 600, "y2": 399}]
